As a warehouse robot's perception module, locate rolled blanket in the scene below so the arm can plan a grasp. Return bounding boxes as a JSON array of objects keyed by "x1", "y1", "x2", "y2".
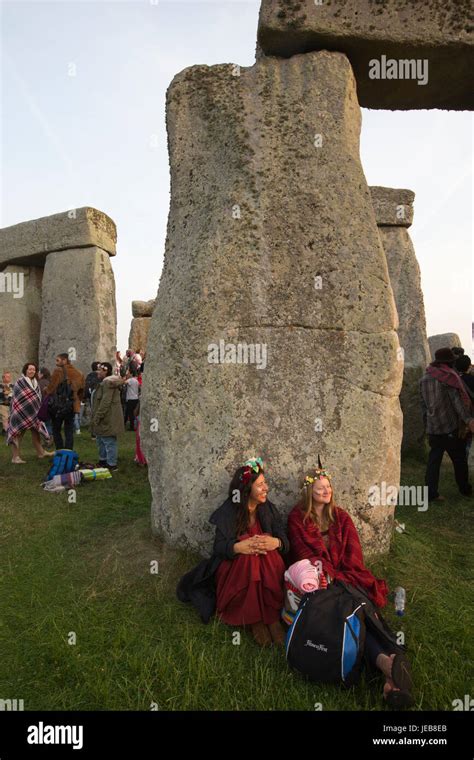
[
  {"x1": 79, "y1": 468, "x2": 112, "y2": 481},
  {"x1": 286, "y1": 559, "x2": 323, "y2": 593}
]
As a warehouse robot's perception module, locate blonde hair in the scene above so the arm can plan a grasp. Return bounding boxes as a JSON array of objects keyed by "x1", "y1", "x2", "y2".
[{"x1": 301, "y1": 471, "x2": 336, "y2": 532}]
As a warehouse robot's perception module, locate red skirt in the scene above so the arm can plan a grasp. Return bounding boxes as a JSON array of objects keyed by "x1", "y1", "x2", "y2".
[{"x1": 215, "y1": 521, "x2": 285, "y2": 626}]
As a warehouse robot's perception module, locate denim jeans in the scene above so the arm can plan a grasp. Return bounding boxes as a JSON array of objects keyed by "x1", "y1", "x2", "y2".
[{"x1": 96, "y1": 435, "x2": 118, "y2": 466}]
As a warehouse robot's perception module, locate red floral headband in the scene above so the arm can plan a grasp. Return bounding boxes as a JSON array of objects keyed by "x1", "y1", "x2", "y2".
[{"x1": 240, "y1": 457, "x2": 264, "y2": 486}]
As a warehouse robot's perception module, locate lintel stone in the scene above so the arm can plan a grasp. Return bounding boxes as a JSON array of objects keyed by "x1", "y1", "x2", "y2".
[
  {"x1": 0, "y1": 207, "x2": 117, "y2": 268},
  {"x1": 257, "y1": 0, "x2": 474, "y2": 110}
]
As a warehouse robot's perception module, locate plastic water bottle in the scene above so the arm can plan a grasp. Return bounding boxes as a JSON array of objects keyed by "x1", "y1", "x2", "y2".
[{"x1": 394, "y1": 586, "x2": 406, "y2": 616}]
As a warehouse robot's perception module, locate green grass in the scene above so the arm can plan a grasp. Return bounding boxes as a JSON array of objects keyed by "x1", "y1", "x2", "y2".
[{"x1": 0, "y1": 431, "x2": 472, "y2": 711}]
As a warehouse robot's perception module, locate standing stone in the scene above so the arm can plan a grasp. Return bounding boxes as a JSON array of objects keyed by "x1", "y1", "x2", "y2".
[
  {"x1": 370, "y1": 187, "x2": 430, "y2": 454},
  {"x1": 39, "y1": 247, "x2": 117, "y2": 375},
  {"x1": 141, "y1": 51, "x2": 403, "y2": 557},
  {"x1": 428, "y1": 333, "x2": 462, "y2": 358},
  {"x1": 129, "y1": 317, "x2": 151, "y2": 354},
  {"x1": 0, "y1": 266, "x2": 43, "y2": 379},
  {"x1": 256, "y1": 0, "x2": 474, "y2": 110}
]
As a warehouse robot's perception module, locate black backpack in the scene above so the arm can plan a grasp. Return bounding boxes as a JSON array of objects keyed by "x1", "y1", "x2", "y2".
[
  {"x1": 48, "y1": 366, "x2": 74, "y2": 420},
  {"x1": 286, "y1": 580, "x2": 404, "y2": 686}
]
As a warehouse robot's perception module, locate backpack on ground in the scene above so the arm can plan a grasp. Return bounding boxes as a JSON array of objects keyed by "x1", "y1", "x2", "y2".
[
  {"x1": 286, "y1": 580, "x2": 405, "y2": 686},
  {"x1": 46, "y1": 449, "x2": 79, "y2": 481},
  {"x1": 48, "y1": 366, "x2": 74, "y2": 420}
]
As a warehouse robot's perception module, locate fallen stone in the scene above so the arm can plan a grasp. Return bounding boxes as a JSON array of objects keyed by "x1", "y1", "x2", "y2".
[
  {"x1": 256, "y1": 0, "x2": 474, "y2": 110},
  {"x1": 0, "y1": 266, "x2": 43, "y2": 379},
  {"x1": 128, "y1": 317, "x2": 151, "y2": 354},
  {"x1": 371, "y1": 187, "x2": 430, "y2": 453},
  {"x1": 0, "y1": 207, "x2": 116, "y2": 268},
  {"x1": 428, "y1": 332, "x2": 462, "y2": 358},
  {"x1": 132, "y1": 299, "x2": 155, "y2": 318},
  {"x1": 38, "y1": 247, "x2": 117, "y2": 375},
  {"x1": 141, "y1": 51, "x2": 403, "y2": 558}
]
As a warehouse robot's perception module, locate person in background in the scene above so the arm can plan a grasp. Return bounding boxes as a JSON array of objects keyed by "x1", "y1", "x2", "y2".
[
  {"x1": 133, "y1": 400, "x2": 147, "y2": 466},
  {"x1": 82, "y1": 361, "x2": 101, "y2": 430},
  {"x1": 114, "y1": 351, "x2": 123, "y2": 377},
  {"x1": 38, "y1": 367, "x2": 53, "y2": 445},
  {"x1": 7, "y1": 363, "x2": 54, "y2": 463},
  {"x1": 455, "y1": 353, "x2": 474, "y2": 460},
  {"x1": 45, "y1": 353, "x2": 85, "y2": 450},
  {"x1": 0, "y1": 370, "x2": 13, "y2": 434},
  {"x1": 420, "y1": 347, "x2": 474, "y2": 502},
  {"x1": 90, "y1": 362, "x2": 125, "y2": 471},
  {"x1": 124, "y1": 370, "x2": 140, "y2": 430}
]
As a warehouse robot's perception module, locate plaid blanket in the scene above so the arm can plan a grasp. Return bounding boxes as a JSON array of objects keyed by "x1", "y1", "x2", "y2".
[{"x1": 6, "y1": 376, "x2": 49, "y2": 445}]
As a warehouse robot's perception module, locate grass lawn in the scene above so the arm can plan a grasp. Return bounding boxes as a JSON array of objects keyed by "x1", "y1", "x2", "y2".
[{"x1": 0, "y1": 431, "x2": 472, "y2": 711}]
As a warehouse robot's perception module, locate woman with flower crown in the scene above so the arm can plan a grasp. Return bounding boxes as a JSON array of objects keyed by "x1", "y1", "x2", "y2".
[
  {"x1": 287, "y1": 462, "x2": 414, "y2": 708},
  {"x1": 211, "y1": 457, "x2": 289, "y2": 647},
  {"x1": 176, "y1": 457, "x2": 289, "y2": 647}
]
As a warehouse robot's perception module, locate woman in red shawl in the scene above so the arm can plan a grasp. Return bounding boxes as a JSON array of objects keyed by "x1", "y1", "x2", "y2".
[
  {"x1": 213, "y1": 458, "x2": 289, "y2": 647},
  {"x1": 287, "y1": 464, "x2": 413, "y2": 708}
]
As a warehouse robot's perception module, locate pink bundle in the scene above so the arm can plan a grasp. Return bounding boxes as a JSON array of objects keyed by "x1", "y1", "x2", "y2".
[{"x1": 285, "y1": 559, "x2": 322, "y2": 593}]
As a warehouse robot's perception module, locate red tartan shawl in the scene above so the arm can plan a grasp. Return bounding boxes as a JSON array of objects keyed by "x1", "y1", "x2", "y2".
[
  {"x1": 287, "y1": 504, "x2": 389, "y2": 608},
  {"x1": 6, "y1": 376, "x2": 49, "y2": 444},
  {"x1": 427, "y1": 364, "x2": 472, "y2": 410}
]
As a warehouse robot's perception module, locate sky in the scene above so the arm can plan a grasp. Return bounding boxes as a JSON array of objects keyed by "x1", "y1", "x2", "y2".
[{"x1": 2, "y1": 0, "x2": 473, "y2": 354}]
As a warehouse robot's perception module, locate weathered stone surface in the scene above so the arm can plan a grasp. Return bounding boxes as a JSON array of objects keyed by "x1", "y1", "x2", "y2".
[
  {"x1": 0, "y1": 266, "x2": 43, "y2": 379},
  {"x1": 0, "y1": 207, "x2": 116, "y2": 268},
  {"x1": 428, "y1": 333, "x2": 462, "y2": 358},
  {"x1": 132, "y1": 300, "x2": 155, "y2": 318},
  {"x1": 256, "y1": 0, "x2": 474, "y2": 110},
  {"x1": 39, "y1": 247, "x2": 117, "y2": 375},
  {"x1": 129, "y1": 317, "x2": 151, "y2": 353},
  {"x1": 372, "y1": 187, "x2": 430, "y2": 453},
  {"x1": 141, "y1": 51, "x2": 403, "y2": 558},
  {"x1": 370, "y1": 187, "x2": 414, "y2": 227}
]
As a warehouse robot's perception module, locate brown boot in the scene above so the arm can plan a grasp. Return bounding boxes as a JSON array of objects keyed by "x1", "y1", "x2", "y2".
[
  {"x1": 268, "y1": 621, "x2": 286, "y2": 646},
  {"x1": 251, "y1": 622, "x2": 272, "y2": 647}
]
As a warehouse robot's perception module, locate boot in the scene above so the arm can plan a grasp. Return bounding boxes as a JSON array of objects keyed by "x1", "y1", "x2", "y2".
[
  {"x1": 268, "y1": 621, "x2": 286, "y2": 646},
  {"x1": 251, "y1": 622, "x2": 272, "y2": 647}
]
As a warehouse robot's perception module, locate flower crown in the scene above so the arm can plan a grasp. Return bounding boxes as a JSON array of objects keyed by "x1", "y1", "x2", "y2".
[
  {"x1": 302, "y1": 456, "x2": 332, "y2": 488},
  {"x1": 240, "y1": 457, "x2": 264, "y2": 486}
]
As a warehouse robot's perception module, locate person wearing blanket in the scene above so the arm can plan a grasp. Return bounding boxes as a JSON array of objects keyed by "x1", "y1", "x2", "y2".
[
  {"x1": 287, "y1": 462, "x2": 413, "y2": 709},
  {"x1": 176, "y1": 458, "x2": 289, "y2": 648},
  {"x1": 7, "y1": 363, "x2": 54, "y2": 464}
]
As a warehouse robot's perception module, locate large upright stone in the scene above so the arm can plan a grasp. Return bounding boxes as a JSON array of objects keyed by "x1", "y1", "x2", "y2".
[
  {"x1": 371, "y1": 187, "x2": 430, "y2": 454},
  {"x1": 129, "y1": 318, "x2": 151, "y2": 354},
  {"x1": 0, "y1": 266, "x2": 43, "y2": 379},
  {"x1": 0, "y1": 207, "x2": 116, "y2": 268},
  {"x1": 141, "y1": 51, "x2": 403, "y2": 557},
  {"x1": 428, "y1": 333, "x2": 462, "y2": 358},
  {"x1": 256, "y1": 0, "x2": 474, "y2": 110},
  {"x1": 39, "y1": 247, "x2": 117, "y2": 375}
]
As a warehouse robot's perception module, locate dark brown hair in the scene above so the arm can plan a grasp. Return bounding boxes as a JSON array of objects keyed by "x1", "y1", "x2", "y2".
[
  {"x1": 22, "y1": 362, "x2": 38, "y2": 376},
  {"x1": 228, "y1": 465, "x2": 265, "y2": 536}
]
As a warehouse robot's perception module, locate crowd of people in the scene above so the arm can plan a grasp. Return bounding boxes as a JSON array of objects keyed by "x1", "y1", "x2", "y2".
[{"x1": 1, "y1": 348, "x2": 147, "y2": 468}]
